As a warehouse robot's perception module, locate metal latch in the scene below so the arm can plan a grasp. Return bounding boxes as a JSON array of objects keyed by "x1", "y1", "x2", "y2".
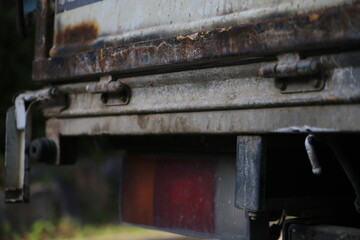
[
  {"x1": 5, "y1": 88, "x2": 58, "y2": 203},
  {"x1": 86, "y1": 76, "x2": 130, "y2": 106},
  {"x1": 259, "y1": 53, "x2": 324, "y2": 93}
]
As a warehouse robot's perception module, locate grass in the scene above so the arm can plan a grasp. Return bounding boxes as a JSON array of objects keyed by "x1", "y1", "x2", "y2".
[{"x1": 1, "y1": 218, "x2": 153, "y2": 240}]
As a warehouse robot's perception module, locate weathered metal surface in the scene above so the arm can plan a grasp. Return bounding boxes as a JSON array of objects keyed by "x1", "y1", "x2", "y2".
[
  {"x1": 55, "y1": 21, "x2": 99, "y2": 46},
  {"x1": 42, "y1": 52, "x2": 360, "y2": 118},
  {"x1": 274, "y1": 75, "x2": 325, "y2": 94},
  {"x1": 215, "y1": 158, "x2": 249, "y2": 239},
  {"x1": 260, "y1": 53, "x2": 325, "y2": 93},
  {"x1": 4, "y1": 107, "x2": 28, "y2": 203},
  {"x1": 5, "y1": 88, "x2": 64, "y2": 203},
  {"x1": 35, "y1": 0, "x2": 54, "y2": 59},
  {"x1": 52, "y1": 0, "x2": 355, "y2": 51},
  {"x1": 85, "y1": 75, "x2": 126, "y2": 94},
  {"x1": 259, "y1": 54, "x2": 320, "y2": 78},
  {"x1": 85, "y1": 76, "x2": 131, "y2": 106},
  {"x1": 34, "y1": 4, "x2": 360, "y2": 82},
  {"x1": 286, "y1": 224, "x2": 360, "y2": 240},
  {"x1": 46, "y1": 104, "x2": 360, "y2": 136},
  {"x1": 235, "y1": 136, "x2": 266, "y2": 212}
]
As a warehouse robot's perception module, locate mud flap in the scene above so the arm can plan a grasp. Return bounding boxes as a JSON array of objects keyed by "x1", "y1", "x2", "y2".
[{"x1": 4, "y1": 107, "x2": 30, "y2": 203}]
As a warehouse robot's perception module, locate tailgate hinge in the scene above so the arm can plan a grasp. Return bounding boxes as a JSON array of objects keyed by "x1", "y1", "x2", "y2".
[
  {"x1": 86, "y1": 75, "x2": 130, "y2": 106},
  {"x1": 259, "y1": 53, "x2": 325, "y2": 93}
]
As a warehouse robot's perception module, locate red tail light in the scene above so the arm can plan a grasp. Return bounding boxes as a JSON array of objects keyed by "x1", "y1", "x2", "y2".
[
  {"x1": 122, "y1": 156, "x2": 155, "y2": 225},
  {"x1": 154, "y1": 159, "x2": 215, "y2": 233},
  {"x1": 121, "y1": 154, "x2": 249, "y2": 239}
]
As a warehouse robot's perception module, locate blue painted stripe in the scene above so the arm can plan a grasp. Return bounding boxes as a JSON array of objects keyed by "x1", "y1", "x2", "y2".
[{"x1": 57, "y1": 0, "x2": 103, "y2": 13}]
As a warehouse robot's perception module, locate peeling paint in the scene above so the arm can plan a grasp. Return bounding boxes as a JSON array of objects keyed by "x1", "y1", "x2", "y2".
[
  {"x1": 55, "y1": 21, "x2": 99, "y2": 45},
  {"x1": 42, "y1": 52, "x2": 360, "y2": 119},
  {"x1": 34, "y1": 4, "x2": 360, "y2": 82}
]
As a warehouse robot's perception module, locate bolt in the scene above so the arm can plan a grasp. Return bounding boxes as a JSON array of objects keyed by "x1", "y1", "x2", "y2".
[
  {"x1": 101, "y1": 93, "x2": 109, "y2": 104},
  {"x1": 311, "y1": 78, "x2": 322, "y2": 88},
  {"x1": 275, "y1": 79, "x2": 287, "y2": 91},
  {"x1": 49, "y1": 87, "x2": 59, "y2": 97}
]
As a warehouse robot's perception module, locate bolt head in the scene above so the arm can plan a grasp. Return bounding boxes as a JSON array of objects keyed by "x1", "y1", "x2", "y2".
[{"x1": 275, "y1": 79, "x2": 287, "y2": 91}]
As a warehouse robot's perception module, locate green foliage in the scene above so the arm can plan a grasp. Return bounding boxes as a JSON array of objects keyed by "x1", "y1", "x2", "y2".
[
  {"x1": 1, "y1": 220, "x2": 12, "y2": 235},
  {"x1": 28, "y1": 220, "x2": 56, "y2": 240},
  {"x1": 1, "y1": 220, "x2": 21, "y2": 240},
  {"x1": 2, "y1": 218, "x2": 149, "y2": 240}
]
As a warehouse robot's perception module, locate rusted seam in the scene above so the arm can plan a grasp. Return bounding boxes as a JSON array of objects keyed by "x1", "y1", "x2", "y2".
[{"x1": 33, "y1": 4, "x2": 360, "y2": 82}]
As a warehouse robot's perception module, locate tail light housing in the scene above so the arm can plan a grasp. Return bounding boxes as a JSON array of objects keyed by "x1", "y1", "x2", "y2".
[{"x1": 121, "y1": 154, "x2": 251, "y2": 239}]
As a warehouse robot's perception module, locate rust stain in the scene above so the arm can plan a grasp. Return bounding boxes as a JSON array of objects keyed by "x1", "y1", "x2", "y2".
[
  {"x1": 55, "y1": 21, "x2": 99, "y2": 45},
  {"x1": 33, "y1": 4, "x2": 360, "y2": 82},
  {"x1": 309, "y1": 13, "x2": 320, "y2": 21},
  {"x1": 49, "y1": 46, "x2": 57, "y2": 57},
  {"x1": 176, "y1": 32, "x2": 200, "y2": 41},
  {"x1": 175, "y1": 30, "x2": 211, "y2": 41},
  {"x1": 219, "y1": 26, "x2": 232, "y2": 33},
  {"x1": 100, "y1": 48, "x2": 103, "y2": 61},
  {"x1": 99, "y1": 48, "x2": 105, "y2": 71}
]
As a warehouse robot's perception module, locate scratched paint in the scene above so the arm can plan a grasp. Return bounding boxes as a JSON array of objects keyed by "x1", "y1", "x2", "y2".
[
  {"x1": 55, "y1": 21, "x2": 99, "y2": 45},
  {"x1": 52, "y1": 0, "x2": 356, "y2": 49},
  {"x1": 35, "y1": 3, "x2": 360, "y2": 82}
]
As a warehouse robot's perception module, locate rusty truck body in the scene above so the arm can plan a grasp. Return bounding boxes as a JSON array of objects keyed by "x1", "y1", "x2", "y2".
[{"x1": 5, "y1": 0, "x2": 360, "y2": 239}]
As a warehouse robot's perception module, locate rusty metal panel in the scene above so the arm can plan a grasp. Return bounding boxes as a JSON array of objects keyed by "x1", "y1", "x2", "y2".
[
  {"x1": 34, "y1": 3, "x2": 360, "y2": 82},
  {"x1": 52, "y1": 0, "x2": 356, "y2": 53},
  {"x1": 41, "y1": 51, "x2": 360, "y2": 118},
  {"x1": 46, "y1": 104, "x2": 360, "y2": 136}
]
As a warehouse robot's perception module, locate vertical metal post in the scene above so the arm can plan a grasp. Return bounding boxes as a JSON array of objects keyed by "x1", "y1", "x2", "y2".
[
  {"x1": 235, "y1": 136, "x2": 269, "y2": 240},
  {"x1": 235, "y1": 135, "x2": 267, "y2": 212}
]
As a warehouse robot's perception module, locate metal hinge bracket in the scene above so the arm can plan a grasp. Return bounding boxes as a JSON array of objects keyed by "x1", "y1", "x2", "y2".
[
  {"x1": 259, "y1": 53, "x2": 325, "y2": 93},
  {"x1": 5, "y1": 88, "x2": 58, "y2": 203},
  {"x1": 86, "y1": 75, "x2": 130, "y2": 106}
]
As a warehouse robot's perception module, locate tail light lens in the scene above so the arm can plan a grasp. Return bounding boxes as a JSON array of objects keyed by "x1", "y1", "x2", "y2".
[{"x1": 121, "y1": 154, "x2": 249, "y2": 239}]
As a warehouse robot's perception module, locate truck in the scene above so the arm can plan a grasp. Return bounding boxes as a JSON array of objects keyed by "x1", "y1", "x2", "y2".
[{"x1": 4, "y1": 0, "x2": 360, "y2": 239}]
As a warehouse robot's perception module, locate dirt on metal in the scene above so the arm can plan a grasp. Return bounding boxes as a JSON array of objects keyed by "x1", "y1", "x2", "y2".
[
  {"x1": 33, "y1": 4, "x2": 360, "y2": 83},
  {"x1": 55, "y1": 21, "x2": 99, "y2": 46}
]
